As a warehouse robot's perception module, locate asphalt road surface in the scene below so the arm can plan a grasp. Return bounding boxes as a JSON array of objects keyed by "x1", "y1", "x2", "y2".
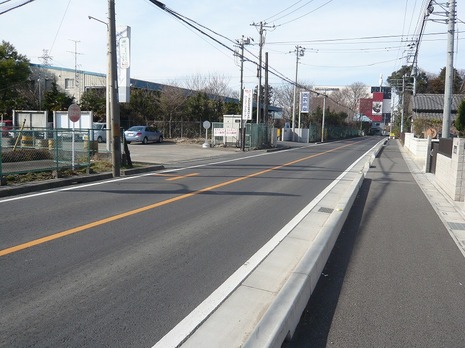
[{"x1": 1, "y1": 137, "x2": 381, "y2": 347}]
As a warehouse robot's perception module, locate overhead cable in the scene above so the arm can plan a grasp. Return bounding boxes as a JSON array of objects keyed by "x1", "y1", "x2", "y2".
[{"x1": 0, "y1": 0, "x2": 35, "y2": 15}]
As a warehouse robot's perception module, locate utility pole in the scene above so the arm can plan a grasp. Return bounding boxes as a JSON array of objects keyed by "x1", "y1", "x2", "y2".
[
  {"x1": 264, "y1": 52, "x2": 269, "y2": 124},
  {"x1": 237, "y1": 35, "x2": 252, "y2": 151},
  {"x1": 256, "y1": 22, "x2": 263, "y2": 124},
  {"x1": 442, "y1": 0, "x2": 456, "y2": 139},
  {"x1": 291, "y1": 45, "x2": 305, "y2": 141},
  {"x1": 401, "y1": 75, "x2": 405, "y2": 133},
  {"x1": 321, "y1": 94, "x2": 326, "y2": 142},
  {"x1": 108, "y1": 0, "x2": 121, "y2": 177},
  {"x1": 251, "y1": 21, "x2": 274, "y2": 124}
]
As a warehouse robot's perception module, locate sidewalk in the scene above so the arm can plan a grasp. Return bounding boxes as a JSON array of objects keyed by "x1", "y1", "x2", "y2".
[
  {"x1": 286, "y1": 139, "x2": 465, "y2": 347},
  {"x1": 400, "y1": 139, "x2": 465, "y2": 257}
]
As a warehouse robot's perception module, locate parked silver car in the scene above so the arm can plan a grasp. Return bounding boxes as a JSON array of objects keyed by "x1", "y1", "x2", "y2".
[
  {"x1": 124, "y1": 126, "x2": 163, "y2": 144},
  {"x1": 93, "y1": 122, "x2": 107, "y2": 143}
]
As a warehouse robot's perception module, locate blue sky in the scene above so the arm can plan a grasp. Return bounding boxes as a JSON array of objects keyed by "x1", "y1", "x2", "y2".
[{"x1": 1, "y1": 0, "x2": 463, "y2": 92}]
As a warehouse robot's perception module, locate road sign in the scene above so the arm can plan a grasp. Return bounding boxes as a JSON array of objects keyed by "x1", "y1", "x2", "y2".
[
  {"x1": 203, "y1": 120, "x2": 211, "y2": 129},
  {"x1": 68, "y1": 104, "x2": 81, "y2": 123}
]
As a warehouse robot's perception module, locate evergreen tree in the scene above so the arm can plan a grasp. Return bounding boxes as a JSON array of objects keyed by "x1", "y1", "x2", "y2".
[{"x1": 0, "y1": 41, "x2": 31, "y2": 117}]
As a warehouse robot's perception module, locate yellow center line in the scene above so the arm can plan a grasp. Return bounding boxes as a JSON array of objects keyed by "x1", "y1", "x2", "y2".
[{"x1": 0, "y1": 142, "x2": 354, "y2": 257}]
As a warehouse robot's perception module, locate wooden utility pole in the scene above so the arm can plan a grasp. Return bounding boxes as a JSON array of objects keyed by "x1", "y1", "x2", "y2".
[{"x1": 108, "y1": 0, "x2": 121, "y2": 176}]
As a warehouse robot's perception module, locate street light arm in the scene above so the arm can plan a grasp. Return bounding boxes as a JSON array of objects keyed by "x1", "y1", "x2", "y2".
[{"x1": 88, "y1": 15, "x2": 108, "y2": 27}]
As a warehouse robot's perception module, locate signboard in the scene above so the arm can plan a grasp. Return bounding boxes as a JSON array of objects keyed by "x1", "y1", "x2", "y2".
[
  {"x1": 55, "y1": 110, "x2": 93, "y2": 130},
  {"x1": 119, "y1": 37, "x2": 130, "y2": 69},
  {"x1": 117, "y1": 25, "x2": 131, "y2": 103},
  {"x1": 242, "y1": 88, "x2": 253, "y2": 121},
  {"x1": 372, "y1": 101, "x2": 383, "y2": 116},
  {"x1": 68, "y1": 104, "x2": 81, "y2": 123},
  {"x1": 213, "y1": 128, "x2": 238, "y2": 136},
  {"x1": 300, "y1": 91, "x2": 310, "y2": 113}
]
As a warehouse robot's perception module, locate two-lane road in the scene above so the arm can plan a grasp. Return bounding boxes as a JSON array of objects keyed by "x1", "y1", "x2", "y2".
[{"x1": 0, "y1": 137, "x2": 382, "y2": 347}]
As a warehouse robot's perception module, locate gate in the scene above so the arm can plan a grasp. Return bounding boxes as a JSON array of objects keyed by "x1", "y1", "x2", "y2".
[{"x1": 429, "y1": 141, "x2": 439, "y2": 174}]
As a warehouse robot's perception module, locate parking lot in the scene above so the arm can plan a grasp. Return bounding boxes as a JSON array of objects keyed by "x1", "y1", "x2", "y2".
[{"x1": 98, "y1": 140, "x2": 242, "y2": 165}]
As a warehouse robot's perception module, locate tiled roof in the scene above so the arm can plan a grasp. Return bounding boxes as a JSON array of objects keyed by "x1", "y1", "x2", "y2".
[
  {"x1": 412, "y1": 94, "x2": 465, "y2": 120},
  {"x1": 413, "y1": 94, "x2": 464, "y2": 111}
]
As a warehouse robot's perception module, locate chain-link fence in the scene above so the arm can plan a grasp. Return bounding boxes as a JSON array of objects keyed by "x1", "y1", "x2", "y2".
[
  {"x1": 326, "y1": 125, "x2": 360, "y2": 140},
  {"x1": 1, "y1": 128, "x2": 94, "y2": 178},
  {"x1": 152, "y1": 120, "x2": 203, "y2": 139},
  {"x1": 210, "y1": 122, "x2": 272, "y2": 150}
]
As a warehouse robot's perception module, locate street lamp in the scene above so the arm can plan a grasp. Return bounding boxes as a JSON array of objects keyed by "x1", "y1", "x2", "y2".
[{"x1": 88, "y1": 15, "x2": 111, "y2": 152}]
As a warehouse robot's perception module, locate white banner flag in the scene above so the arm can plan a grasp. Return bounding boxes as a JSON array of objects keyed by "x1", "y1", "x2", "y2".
[{"x1": 242, "y1": 88, "x2": 253, "y2": 121}]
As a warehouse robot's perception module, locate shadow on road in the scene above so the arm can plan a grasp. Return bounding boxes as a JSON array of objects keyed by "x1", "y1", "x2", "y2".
[{"x1": 283, "y1": 178, "x2": 372, "y2": 347}]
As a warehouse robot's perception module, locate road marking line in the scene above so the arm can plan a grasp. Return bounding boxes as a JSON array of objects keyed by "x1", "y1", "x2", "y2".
[{"x1": 0, "y1": 142, "x2": 356, "y2": 257}]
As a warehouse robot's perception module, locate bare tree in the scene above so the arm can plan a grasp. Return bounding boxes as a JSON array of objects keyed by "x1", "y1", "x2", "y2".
[
  {"x1": 272, "y1": 83, "x2": 294, "y2": 123},
  {"x1": 159, "y1": 83, "x2": 188, "y2": 138},
  {"x1": 331, "y1": 82, "x2": 370, "y2": 117},
  {"x1": 184, "y1": 73, "x2": 234, "y2": 98}
]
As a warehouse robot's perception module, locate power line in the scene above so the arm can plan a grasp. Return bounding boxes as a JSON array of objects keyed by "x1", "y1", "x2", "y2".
[
  {"x1": 144, "y1": 0, "x2": 389, "y2": 107},
  {"x1": 48, "y1": 0, "x2": 72, "y2": 56},
  {"x1": 268, "y1": 0, "x2": 316, "y2": 24},
  {"x1": 147, "y1": 0, "x2": 237, "y2": 57},
  {"x1": 264, "y1": 0, "x2": 306, "y2": 22},
  {"x1": 0, "y1": 0, "x2": 35, "y2": 15},
  {"x1": 267, "y1": 31, "x2": 452, "y2": 46},
  {"x1": 275, "y1": 0, "x2": 335, "y2": 27}
]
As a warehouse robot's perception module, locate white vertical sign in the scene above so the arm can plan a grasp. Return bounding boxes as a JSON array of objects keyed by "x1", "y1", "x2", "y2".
[
  {"x1": 242, "y1": 88, "x2": 253, "y2": 121},
  {"x1": 300, "y1": 91, "x2": 310, "y2": 113},
  {"x1": 117, "y1": 25, "x2": 131, "y2": 103}
]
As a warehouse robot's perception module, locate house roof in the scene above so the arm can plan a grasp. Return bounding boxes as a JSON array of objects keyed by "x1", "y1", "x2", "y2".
[{"x1": 412, "y1": 94, "x2": 465, "y2": 120}]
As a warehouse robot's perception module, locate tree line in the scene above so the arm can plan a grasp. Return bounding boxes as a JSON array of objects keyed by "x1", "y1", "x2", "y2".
[
  {"x1": 387, "y1": 65, "x2": 465, "y2": 137},
  {"x1": 2, "y1": 39, "x2": 463, "y2": 138}
]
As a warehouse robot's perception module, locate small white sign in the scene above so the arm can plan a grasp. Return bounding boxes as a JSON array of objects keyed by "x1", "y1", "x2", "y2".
[{"x1": 214, "y1": 128, "x2": 238, "y2": 136}]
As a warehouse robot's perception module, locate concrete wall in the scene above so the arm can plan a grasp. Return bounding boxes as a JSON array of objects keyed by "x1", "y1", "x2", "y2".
[
  {"x1": 404, "y1": 133, "x2": 465, "y2": 202},
  {"x1": 403, "y1": 133, "x2": 430, "y2": 172},
  {"x1": 435, "y1": 138, "x2": 465, "y2": 202}
]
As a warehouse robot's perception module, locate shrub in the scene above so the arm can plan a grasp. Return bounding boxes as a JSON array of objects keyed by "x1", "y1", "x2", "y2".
[{"x1": 1, "y1": 149, "x2": 53, "y2": 163}]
